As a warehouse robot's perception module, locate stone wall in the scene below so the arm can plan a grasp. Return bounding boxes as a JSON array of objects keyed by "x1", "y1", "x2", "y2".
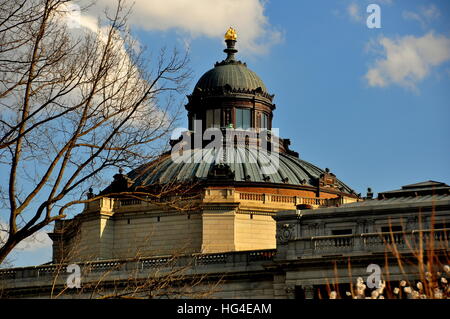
[
  {"x1": 235, "y1": 213, "x2": 275, "y2": 251},
  {"x1": 51, "y1": 187, "x2": 356, "y2": 262},
  {"x1": 0, "y1": 250, "x2": 277, "y2": 299},
  {"x1": 61, "y1": 212, "x2": 203, "y2": 261}
]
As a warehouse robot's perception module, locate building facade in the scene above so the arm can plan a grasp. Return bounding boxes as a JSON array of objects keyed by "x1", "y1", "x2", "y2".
[
  {"x1": 47, "y1": 28, "x2": 358, "y2": 264},
  {"x1": 0, "y1": 29, "x2": 448, "y2": 299}
]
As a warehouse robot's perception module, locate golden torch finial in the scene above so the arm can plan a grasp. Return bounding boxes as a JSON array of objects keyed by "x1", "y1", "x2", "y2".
[{"x1": 224, "y1": 27, "x2": 237, "y2": 41}]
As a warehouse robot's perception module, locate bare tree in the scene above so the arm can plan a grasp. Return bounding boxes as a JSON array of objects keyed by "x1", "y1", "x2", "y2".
[{"x1": 0, "y1": 0, "x2": 191, "y2": 264}]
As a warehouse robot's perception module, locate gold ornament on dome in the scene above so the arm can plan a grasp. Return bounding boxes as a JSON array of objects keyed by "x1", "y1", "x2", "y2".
[{"x1": 224, "y1": 27, "x2": 237, "y2": 41}]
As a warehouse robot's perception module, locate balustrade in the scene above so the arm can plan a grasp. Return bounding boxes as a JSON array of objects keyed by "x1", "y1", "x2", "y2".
[
  {"x1": 0, "y1": 249, "x2": 276, "y2": 281},
  {"x1": 299, "y1": 229, "x2": 450, "y2": 256}
]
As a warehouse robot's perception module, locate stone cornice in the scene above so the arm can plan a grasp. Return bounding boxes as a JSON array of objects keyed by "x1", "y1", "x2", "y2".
[
  {"x1": 297, "y1": 199, "x2": 450, "y2": 220},
  {"x1": 187, "y1": 87, "x2": 274, "y2": 104}
]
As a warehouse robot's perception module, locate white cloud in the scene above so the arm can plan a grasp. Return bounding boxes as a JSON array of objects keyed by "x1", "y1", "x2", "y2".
[
  {"x1": 0, "y1": 221, "x2": 52, "y2": 252},
  {"x1": 88, "y1": 0, "x2": 282, "y2": 55},
  {"x1": 340, "y1": 1, "x2": 392, "y2": 23},
  {"x1": 17, "y1": 231, "x2": 52, "y2": 251},
  {"x1": 402, "y1": 11, "x2": 424, "y2": 27},
  {"x1": 403, "y1": 4, "x2": 441, "y2": 28},
  {"x1": 56, "y1": 5, "x2": 170, "y2": 130},
  {"x1": 347, "y1": 3, "x2": 362, "y2": 22},
  {"x1": 422, "y1": 4, "x2": 441, "y2": 20},
  {"x1": 365, "y1": 33, "x2": 450, "y2": 90}
]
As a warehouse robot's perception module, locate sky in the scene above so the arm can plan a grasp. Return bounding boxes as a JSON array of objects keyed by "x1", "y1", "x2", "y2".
[{"x1": 4, "y1": 0, "x2": 450, "y2": 267}]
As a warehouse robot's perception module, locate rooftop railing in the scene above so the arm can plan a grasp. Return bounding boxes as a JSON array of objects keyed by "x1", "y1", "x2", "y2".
[
  {"x1": 0, "y1": 249, "x2": 276, "y2": 282},
  {"x1": 84, "y1": 191, "x2": 343, "y2": 213},
  {"x1": 238, "y1": 191, "x2": 341, "y2": 207},
  {"x1": 294, "y1": 228, "x2": 450, "y2": 256}
]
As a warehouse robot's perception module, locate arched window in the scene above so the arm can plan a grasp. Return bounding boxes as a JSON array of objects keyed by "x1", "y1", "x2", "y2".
[{"x1": 235, "y1": 108, "x2": 251, "y2": 129}]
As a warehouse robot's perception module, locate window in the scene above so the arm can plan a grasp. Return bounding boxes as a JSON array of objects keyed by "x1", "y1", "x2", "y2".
[
  {"x1": 235, "y1": 108, "x2": 251, "y2": 129},
  {"x1": 332, "y1": 229, "x2": 352, "y2": 235},
  {"x1": 260, "y1": 112, "x2": 268, "y2": 129},
  {"x1": 381, "y1": 226, "x2": 402, "y2": 233},
  {"x1": 206, "y1": 109, "x2": 221, "y2": 128},
  {"x1": 434, "y1": 223, "x2": 446, "y2": 229},
  {"x1": 189, "y1": 113, "x2": 197, "y2": 130},
  {"x1": 224, "y1": 109, "x2": 232, "y2": 127}
]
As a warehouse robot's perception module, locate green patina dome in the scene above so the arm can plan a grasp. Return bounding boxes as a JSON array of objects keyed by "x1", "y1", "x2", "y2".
[
  {"x1": 194, "y1": 63, "x2": 268, "y2": 94},
  {"x1": 193, "y1": 36, "x2": 269, "y2": 95},
  {"x1": 126, "y1": 148, "x2": 354, "y2": 194}
]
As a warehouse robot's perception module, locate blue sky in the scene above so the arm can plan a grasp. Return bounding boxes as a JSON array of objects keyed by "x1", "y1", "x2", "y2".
[
  {"x1": 4, "y1": 0, "x2": 450, "y2": 267},
  {"x1": 132, "y1": 0, "x2": 450, "y2": 195}
]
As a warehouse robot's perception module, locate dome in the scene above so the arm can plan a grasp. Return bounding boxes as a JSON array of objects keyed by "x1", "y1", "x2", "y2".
[
  {"x1": 194, "y1": 63, "x2": 268, "y2": 94},
  {"x1": 122, "y1": 29, "x2": 355, "y2": 196},
  {"x1": 127, "y1": 148, "x2": 354, "y2": 194},
  {"x1": 192, "y1": 30, "x2": 270, "y2": 96}
]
